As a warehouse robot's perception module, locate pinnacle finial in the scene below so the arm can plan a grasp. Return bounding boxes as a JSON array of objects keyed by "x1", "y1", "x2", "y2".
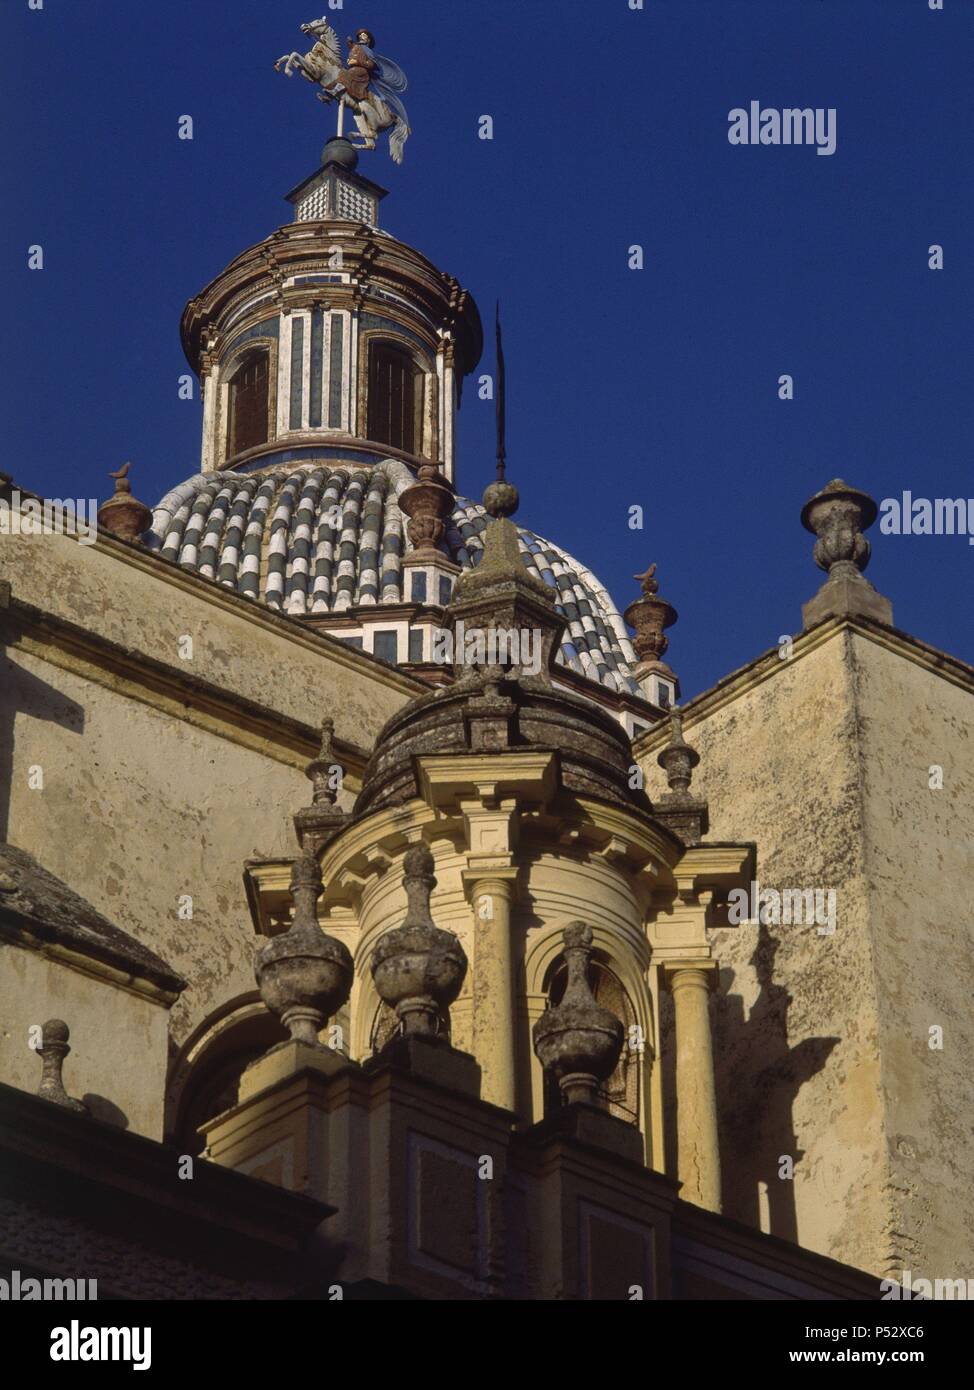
[
  {"x1": 483, "y1": 301, "x2": 520, "y2": 518},
  {"x1": 371, "y1": 844, "x2": 467, "y2": 1040},
  {"x1": 306, "y1": 718, "x2": 338, "y2": 806},
  {"x1": 495, "y1": 300, "x2": 506, "y2": 485},
  {"x1": 36, "y1": 1020, "x2": 87, "y2": 1113},
  {"x1": 657, "y1": 711, "x2": 700, "y2": 794},
  {"x1": 532, "y1": 923, "x2": 624, "y2": 1109},
  {"x1": 254, "y1": 853, "x2": 353, "y2": 1046},
  {"x1": 294, "y1": 717, "x2": 348, "y2": 854}
]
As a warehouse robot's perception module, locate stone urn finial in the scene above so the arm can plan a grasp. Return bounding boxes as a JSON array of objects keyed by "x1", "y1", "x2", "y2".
[
  {"x1": 624, "y1": 563, "x2": 678, "y2": 664},
  {"x1": 398, "y1": 463, "x2": 456, "y2": 557},
  {"x1": 371, "y1": 844, "x2": 468, "y2": 1040},
  {"x1": 800, "y1": 479, "x2": 892, "y2": 627},
  {"x1": 97, "y1": 463, "x2": 152, "y2": 542},
  {"x1": 255, "y1": 854, "x2": 353, "y2": 1045},
  {"x1": 36, "y1": 1019, "x2": 87, "y2": 1113},
  {"x1": 532, "y1": 923, "x2": 624, "y2": 1108},
  {"x1": 802, "y1": 478, "x2": 876, "y2": 577},
  {"x1": 657, "y1": 711, "x2": 700, "y2": 794}
]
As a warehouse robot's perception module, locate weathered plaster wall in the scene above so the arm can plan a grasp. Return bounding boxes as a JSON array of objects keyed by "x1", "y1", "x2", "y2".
[
  {"x1": 850, "y1": 631, "x2": 974, "y2": 1281},
  {"x1": 0, "y1": 945, "x2": 170, "y2": 1138},
  {"x1": 4, "y1": 644, "x2": 303, "y2": 1048},
  {"x1": 0, "y1": 528, "x2": 419, "y2": 751},
  {"x1": 642, "y1": 629, "x2": 889, "y2": 1275},
  {"x1": 641, "y1": 623, "x2": 974, "y2": 1281},
  {"x1": 0, "y1": 529, "x2": 419, "y2": 1065}
]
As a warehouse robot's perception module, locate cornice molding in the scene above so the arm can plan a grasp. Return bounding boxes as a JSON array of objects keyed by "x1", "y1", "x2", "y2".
[
  {"x1": 634, "y1": 615, "x2": 974, "y2": 756},
  {"x1": 2, "y1": 594, "x2": 371, "y2": 780}
]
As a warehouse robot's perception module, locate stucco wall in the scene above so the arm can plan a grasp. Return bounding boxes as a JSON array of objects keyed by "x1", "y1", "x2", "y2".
[
  {"x1": 641, "y1": 622, "x2": 974, "y2": 1280},
  {"x1": 0, "y1": 527, "x2": 419, "y2": 752},
  {"x1": 0, "y1": 528, "x2": 419, "y2": 1060},
  {"x1": 851, "y1": 631, "x2": 974, "y2": 1281}
]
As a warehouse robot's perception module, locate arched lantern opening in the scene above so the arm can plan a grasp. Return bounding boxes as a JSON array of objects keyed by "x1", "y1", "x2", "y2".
[
  {"x1": 367, "y1": 340, "x2": 423, "y2": 454},
  {"x1": 227, "y1": 349, "x2": 270, "y2": 456}
]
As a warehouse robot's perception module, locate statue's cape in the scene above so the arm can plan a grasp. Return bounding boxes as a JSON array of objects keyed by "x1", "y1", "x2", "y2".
[{"x1": 360, "y1": 45, "x2": 410, "y2": 129}]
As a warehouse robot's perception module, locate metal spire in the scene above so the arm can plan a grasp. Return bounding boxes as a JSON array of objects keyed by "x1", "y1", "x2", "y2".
[{"x1": 495, "y1": 301, "x2": 506, "y2": 483}]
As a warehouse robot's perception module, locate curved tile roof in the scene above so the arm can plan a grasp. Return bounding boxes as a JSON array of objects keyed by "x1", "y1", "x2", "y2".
[{"x1": 146, "y1": 459, "x2": 640, "y2": 695}]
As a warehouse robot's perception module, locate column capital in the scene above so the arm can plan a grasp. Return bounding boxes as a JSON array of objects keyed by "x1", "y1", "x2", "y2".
[
  {"x1": 661, "y1": 959, "x2": 719, "y2": 992},
  {"x1": 461, "y1": 866, "x2": 518, "y2": 902}
]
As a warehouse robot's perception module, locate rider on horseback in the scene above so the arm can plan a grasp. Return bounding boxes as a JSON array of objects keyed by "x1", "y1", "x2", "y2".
[{"x1": 323, "y1": 29, "x2": 377, "y2": 104}]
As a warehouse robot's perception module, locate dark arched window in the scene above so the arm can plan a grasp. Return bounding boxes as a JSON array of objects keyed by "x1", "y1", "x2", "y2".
[
  {"x1": 227, "y1": 350, "x2": 270, "y2": 456},
  {"x1": 368, "y1": 341, "x2": 423, "y2": 454}
]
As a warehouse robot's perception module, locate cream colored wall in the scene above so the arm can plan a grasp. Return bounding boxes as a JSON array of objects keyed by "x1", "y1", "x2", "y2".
[
  {"x1": 641, "y1": 629, "x2": 888, "y2": 1274},
  {"x1": 0, "y1": 529, "x2": 420, "y2": 1067},
  {"x1": 850, "y1": 631, "x2": 974, "y2": 1280},
  {"x1": 640, "y1": 623, "x2": 974, "y2": 1280},
  {"x1": 4, "y1": 644, "x2": 303, "y2": 1049},
  {"x1": 0, "y1": 528, "x2": 419, "y2": 750},
  {"x1": 0, "y1": 944, "x2": 170, "y2": 1139}
]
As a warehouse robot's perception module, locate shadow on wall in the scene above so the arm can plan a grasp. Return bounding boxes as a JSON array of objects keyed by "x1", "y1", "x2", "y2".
[
  {"x1": 0, "y1": 651, "x2": 86, "y2": 842},
  {"x1": 712, "y1": 921, "x2": 840, "y2": 1242},
  {"x1": 82, "y1": 1094, "x2": 130, "y2": 1129}
]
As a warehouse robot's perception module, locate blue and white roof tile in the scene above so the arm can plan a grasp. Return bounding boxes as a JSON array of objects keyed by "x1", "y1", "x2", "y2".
[{"x1": 147, "y1": 459, "x2": 640, "y2": 695}]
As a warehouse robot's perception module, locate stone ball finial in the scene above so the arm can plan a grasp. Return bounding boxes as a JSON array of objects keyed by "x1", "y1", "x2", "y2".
[
  {"x1": 483, "y1": 478, "x2": 520, "y2": 519},
  {"x1": 36, "y1": 1019, "x2": 87, "y2": 1113},
  {"x1": 532, "y1": 923, "x2": 624, "y2": 1108},
  {"x1": 255, "y1": 854, "x2": 353, "y2": 1045},
  {"x1": 97, "y1": 463, "x2": 152, "y2": 542},
  {"x1": 371, "y1": 844, "x2": 468, "y2": 1040},
  {"x1": 321, "y1": 135, "x2": 359, "y2": 170}
]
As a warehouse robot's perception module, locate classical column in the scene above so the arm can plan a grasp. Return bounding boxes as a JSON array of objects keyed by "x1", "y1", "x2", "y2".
[
  {"x1": 665, "y1": 962, "x2": 721, "y2": 1212},
  {"x1": 200, "y1": 358, "x2": 220, "y2": 471},
  {"x1": 466, "y1": 871, "x2": 518, "y2": 1112}
]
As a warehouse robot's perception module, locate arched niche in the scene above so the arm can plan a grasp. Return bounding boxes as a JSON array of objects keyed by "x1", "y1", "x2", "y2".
[{"x1": 523, "y1": 922, "x2": 657, "y2": 1156}]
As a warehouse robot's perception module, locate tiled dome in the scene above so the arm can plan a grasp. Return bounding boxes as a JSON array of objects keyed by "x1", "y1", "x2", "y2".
[{"x1": 147, "y1": 459, "x2": 640, "y2": 694}]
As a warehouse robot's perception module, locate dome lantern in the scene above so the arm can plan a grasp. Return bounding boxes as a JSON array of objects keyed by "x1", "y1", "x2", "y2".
[{"x1": 180, "y1": 145, "x2": 482, "y2": 484}]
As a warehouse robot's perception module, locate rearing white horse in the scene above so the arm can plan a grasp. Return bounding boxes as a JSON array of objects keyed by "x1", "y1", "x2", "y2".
[{"x1": 274, "y1": 17, "x2": 410, "y2": 164}]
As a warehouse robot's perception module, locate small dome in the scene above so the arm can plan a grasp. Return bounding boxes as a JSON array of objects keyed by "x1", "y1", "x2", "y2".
[{"x1": 146, "y1": 459, "x2": 640, "y2": 695}]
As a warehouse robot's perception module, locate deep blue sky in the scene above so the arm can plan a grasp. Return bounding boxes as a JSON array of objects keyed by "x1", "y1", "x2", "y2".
[{"x1": 3, "y1": 0, "x2": 971, "y2": 696}]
